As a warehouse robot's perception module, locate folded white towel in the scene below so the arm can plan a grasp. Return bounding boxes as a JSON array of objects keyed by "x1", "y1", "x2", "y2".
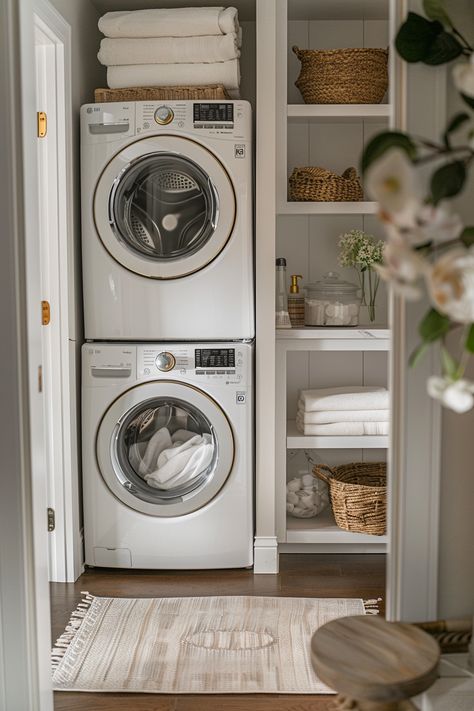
[
  {"x1": 295, "y1": 420, "x2": 389, "y2": 436},
  {"x1": 296, "y1": 409, "x2": 390, "y2": 424},
  {"x1": 98, "y1": 33, "x2": 241, "y2": 66},
  {"x1": 99, "y1": 7, "x2": 239, "y2": 38},
  {"x1": 146, "y1": 433, "x2": 213, "y2": 490},
  {"x1": 298, "y1": 386, "x2": 389, "y2": 412},
  {"x1": 107, "y1": 60, "x2": 241, "y2": 91}
]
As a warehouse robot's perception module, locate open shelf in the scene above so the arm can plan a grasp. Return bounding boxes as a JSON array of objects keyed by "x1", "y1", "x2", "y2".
[
  {"x1": 277, "y1": 327, "x2": 390, "y2": 340},
  {"x1": 286, "y1": 509, "x2": 388, "y2": 545},
  {"x1": 287, "y1": 420, "x2": 389, "y2": 449},
  {"x1": 278, "y1": 201, "x2": 378, "y2": 215},
  {"x1": 287, "y1": 104, "x2": 391, "y2": 123}
]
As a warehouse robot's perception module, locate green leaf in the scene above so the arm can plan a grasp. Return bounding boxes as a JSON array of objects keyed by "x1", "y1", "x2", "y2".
[
  {"x1": 460, "y1": 226, "x2": 474, "y2": 247},
  {"x1": 441, "y1": 346, "x2": 459, "y2": 378},
  {"x1": 395, "y1": 12, "x2": 443, "y2": 62},
  {"x1": 424, "y1": 31, "x2": 464, "y2": 65},
  {"x1": 466, "y1": 324, "x2": 474, "y2": 353},
  {"x1": 419, "y1": 308, "x2": 451, "y2": 342},
  {"x1": 361, "y1": 130, "x2": 417, "y2": 173},
  {"x1": 430, "y1": 160, "x2": 467, "y2": 204},
  {"x1": 423, "y1": 0, "x2": 453, "y2": 26},
  {"x1": 461, "y1": 92, "x2": 474, "y2": 110},
  {"x1": 443, "y1": 112, "x2": 470, "y2": 147},
  {"x1": 409, "y1": 342, "x2": 430, "y2": 367}
]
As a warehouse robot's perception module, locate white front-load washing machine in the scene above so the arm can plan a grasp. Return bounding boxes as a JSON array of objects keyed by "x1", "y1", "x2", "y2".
[
  {"x1": 81, "y1": 100, "x2": 253, "y2": 341},
  {"x1": 82, "y1": 341, "x2": 253, "y2": 569}
]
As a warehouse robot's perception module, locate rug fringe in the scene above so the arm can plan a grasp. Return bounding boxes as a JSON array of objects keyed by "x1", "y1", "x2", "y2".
[
  {"x1": 363, "y1": 598, "x2": 382, "y2": 615},
  {"x1": 51, "y1": 592, "x2": 95, "y2": 671}
]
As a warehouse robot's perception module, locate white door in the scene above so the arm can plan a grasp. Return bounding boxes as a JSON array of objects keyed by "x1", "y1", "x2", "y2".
[
  {"x1": 94, "y1": 136, "x2": 236, "y2": 278},
  {"x1": 96, "y1": 381, "x2": 235, "y2": 517}
]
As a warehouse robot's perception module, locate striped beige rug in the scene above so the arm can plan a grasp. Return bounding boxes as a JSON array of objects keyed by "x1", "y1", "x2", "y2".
[{"x1": 52, "y1": 593, "x2": 377, "y2": 694}]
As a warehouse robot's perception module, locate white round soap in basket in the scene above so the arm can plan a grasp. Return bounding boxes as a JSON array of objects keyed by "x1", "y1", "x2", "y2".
[{"x1": 286, "y1": 473, "x2": 329, "y2": 518}]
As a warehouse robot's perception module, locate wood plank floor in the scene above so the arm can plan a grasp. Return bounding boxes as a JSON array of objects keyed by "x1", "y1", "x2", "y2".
[{"x1": 51, "y1": 554, "x2": 385, "y2": 711}]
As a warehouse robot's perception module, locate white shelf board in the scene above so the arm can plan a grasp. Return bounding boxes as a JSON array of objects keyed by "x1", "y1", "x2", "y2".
[
  {"x1": 287, "y1": 510, "x2": 387, "y2": 545},
  {"x1": 278, "y1": 201, "x2": 378, "y2": 215},
  {"x1": 277, "y1": 327, "x2": 389, "y2": 341},
  {"x1": 287, "y1": 421, "x2": 389, "y2": 449},
  {"x1": 287, "y1": 104, "x2": 391, "y2": 123}
]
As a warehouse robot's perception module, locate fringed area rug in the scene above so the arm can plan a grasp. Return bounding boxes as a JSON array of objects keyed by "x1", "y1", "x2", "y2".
[{"x1": 52, "y1": 594, "x2": 380, "y2": 694}]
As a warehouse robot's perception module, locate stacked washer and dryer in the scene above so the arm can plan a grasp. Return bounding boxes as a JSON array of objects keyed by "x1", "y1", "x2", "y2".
[{"x1": 80, "y1": 100, "x2": 254, "y2": 569}]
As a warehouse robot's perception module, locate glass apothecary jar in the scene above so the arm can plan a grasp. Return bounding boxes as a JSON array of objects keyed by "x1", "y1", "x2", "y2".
[{"x1": 305, "y1": 272, "x2": 361, "y2": 326}]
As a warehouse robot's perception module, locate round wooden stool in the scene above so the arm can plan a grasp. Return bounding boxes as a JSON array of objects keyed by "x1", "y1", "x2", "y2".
[{"x1": 311, "y1": 615, "x2": 440, "y2": 711}]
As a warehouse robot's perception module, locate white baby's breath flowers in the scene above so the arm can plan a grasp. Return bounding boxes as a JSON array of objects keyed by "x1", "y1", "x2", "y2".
[
  {"x1": 375, "y1": 233, "x2": 427, "y2": 300},
  {"x1": 428, "y1": 376, "x2": 474, "y2": 413},
  {"x1": 338, "y1": 229, "x2": 384, "y2": 269},
  {"x1": 452, "y1": 54, "x2": 474, "y2": 99},
  {"x1": 365, "y1": 147, "x2": 422, "y2": 218},
  {"x1": 426, "y1": 247, "x2": 474, "y2": 323}
]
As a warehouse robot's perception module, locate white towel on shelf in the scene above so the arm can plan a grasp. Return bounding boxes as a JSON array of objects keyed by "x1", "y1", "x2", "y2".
[
  {"x1": 107, "y1": 60, "x2": 241, "y2": 91},
  {"x1": 99, "y1": 7, "x2": 239, "y2": 39},
  {"x1": 298, "y1": 386, "x2": 389, "y2": 412},
  {"x1": 295, "y1": 420, "x2": 389, "y2": 436},
  {"x1": 98, "y1": 33, "x2": 241, "y2": 66},
  {"x1": 145, "y1": 433, "x2": 213, "y2": 490},
  {"x1": 296, "y1": 408, "x2": 390, "y2": 424}
]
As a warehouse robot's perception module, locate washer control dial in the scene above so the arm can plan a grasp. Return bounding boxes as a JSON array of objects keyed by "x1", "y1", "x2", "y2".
[
  {"x1": 155, "y1": 352, "x2": 176, "y2": 372},
  {"x1": 154, "y1": 105, "x2": 174, "y2": 125}
]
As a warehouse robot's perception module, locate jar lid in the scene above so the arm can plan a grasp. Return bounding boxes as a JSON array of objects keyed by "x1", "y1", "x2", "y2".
[{"x1": 306, "y1": 271, "x2": 359, "y2": 295}]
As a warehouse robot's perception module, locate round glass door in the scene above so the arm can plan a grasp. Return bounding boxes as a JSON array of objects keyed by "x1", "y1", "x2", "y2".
[
  {"x1": 94, "y1": 135, "x2": 236, "y2": 279},
  {"x1": 96, "y1": 381, "x2": 234, "y2": 517}
]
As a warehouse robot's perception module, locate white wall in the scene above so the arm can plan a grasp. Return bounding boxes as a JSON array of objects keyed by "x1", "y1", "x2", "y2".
[{"x1": 437, "y1": 0, "x2": 474, "y2": 619}]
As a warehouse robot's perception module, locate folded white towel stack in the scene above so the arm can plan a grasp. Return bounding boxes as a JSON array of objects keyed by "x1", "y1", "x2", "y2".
[
  {"x1": 98, "y1": 7, "x2": 241, "y2": 95},
  {"x1": 296, "y1": 386, "x2": 389, "y2": 436}
]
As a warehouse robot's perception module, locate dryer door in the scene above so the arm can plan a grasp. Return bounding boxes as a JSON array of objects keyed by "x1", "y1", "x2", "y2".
[
  {"x1": 96, "y1": 381, "x2": 234, "y2": 517},
  {"x1": 94, "y1": 135, "x2": 236, "y2": 279}
]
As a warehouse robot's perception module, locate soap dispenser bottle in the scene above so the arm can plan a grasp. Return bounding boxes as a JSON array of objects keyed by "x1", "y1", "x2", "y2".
[{"x1": 288, "y1": 274, "x2": 305, "y2": 327}]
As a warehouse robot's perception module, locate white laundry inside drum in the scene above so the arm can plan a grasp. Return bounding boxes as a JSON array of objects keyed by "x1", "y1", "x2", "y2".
[
  {"x1": 110, "y1": 153, "x2": 219, "y2": 262},
  {"x1": 117, "y1": 398, "x2": 217, "y2": 504}
]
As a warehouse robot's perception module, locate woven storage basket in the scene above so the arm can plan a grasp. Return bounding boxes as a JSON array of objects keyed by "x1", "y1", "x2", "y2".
[
  {"x1": 313, "y1": 462, "x2": 387, "y2": 535},
  {"x1": 289, "y1": 166, "x2": 363, "y2": 202},
  {"x1": 94, "y1": 85, "x2": 230, "y2": 103},
  {"x1": 292, "y1": 46, "x2": 388, "y2": 104}
]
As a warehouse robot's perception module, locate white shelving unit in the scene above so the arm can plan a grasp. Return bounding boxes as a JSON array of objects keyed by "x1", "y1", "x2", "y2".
[
  {"x1": 286, "y1": 509, "x2": 388, "y2": 546},
  {"x1": 277, "y1": 201, "x2": 378, "y2": 215},
  {"x1": 287, "y1": 104, "x2": 391, "y2": 122}
]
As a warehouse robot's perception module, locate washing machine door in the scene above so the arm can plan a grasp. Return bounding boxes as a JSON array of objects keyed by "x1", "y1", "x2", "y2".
[
  {"x1": 94, "y1": 135, "x2": 236, "y2": 279},
  {"x1": 96, "y1": 381, "x2": 234, "y2": 517}
]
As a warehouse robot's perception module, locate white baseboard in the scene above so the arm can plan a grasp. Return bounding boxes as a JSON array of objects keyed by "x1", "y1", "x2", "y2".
[{"x1": 253, "y1": 536, "x2": 279, "y2": 573}]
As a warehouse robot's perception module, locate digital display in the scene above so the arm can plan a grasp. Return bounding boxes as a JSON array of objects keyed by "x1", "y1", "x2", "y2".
[
  {"x1": 193, "y1": 103, "x2": 234, "y2": 123},
  {"x1": 195, "y1": 348, "x2": 235, "y2": 368}
]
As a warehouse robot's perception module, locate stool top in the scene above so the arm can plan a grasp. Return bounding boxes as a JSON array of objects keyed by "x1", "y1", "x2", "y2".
[{"x1": 311, "y1": 615, "x2": 440, "y2": 703}]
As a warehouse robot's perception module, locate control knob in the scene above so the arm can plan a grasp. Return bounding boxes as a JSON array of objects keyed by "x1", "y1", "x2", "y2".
[
  {"x1": 155, "y1": 352, "x2": 176, "y2": 372},
  {"x1": 154, "y1": 105, "x2": 174, "y2": 125}
]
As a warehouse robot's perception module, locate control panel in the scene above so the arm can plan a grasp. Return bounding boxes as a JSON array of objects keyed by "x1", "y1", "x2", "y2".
[
  {"x1": 133, "y1": 100, "x2": 250, "y2": 138},
  {"x1": 136, "y1": 345, "x2": 248, "y2": 385}
]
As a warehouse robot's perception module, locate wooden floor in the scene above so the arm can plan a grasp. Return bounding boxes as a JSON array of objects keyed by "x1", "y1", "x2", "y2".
[{"x1": 51, "y1": 554, "x2": 385, "y2": 711}]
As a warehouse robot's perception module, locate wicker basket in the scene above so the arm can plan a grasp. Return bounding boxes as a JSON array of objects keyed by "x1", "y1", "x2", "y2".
[
  {"x1": 94, "y1": 85, "x2": 230, "y2": 103},
  {"x1": 313, "y1": 463, "x2": 387, "y2": 535},
  {"x1": 288, "y1": 166, "x2": 363, "y2": 202},
  {"x1": 292, "y1": 46, "x2": 388, "y2": 104}
]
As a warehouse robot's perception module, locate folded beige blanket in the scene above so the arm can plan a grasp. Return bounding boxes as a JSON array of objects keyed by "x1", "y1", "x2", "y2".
[
  {"x1": 298, "y1": 386, "x2": 389, "y2": 412},
  {"x1": 295, "y1": 419, "x2": 389, "y2": 436},
  {"x1": 98, "y1": 33, "x2": 241, "y2": 66},
  {"x1": 99, "y1": 7, "x2": 239, "y2": 38},
  {"x1": 296, "y1": 409, "x2": 390, "y2": 424},
  {"x1": 107, "y1": 60, "x2": 240, "y2": 91}
]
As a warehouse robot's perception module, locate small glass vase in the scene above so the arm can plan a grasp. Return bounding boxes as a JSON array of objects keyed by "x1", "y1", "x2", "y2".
[{"x1": 359, "y1": 303, "x2": 377, "y2": 325}]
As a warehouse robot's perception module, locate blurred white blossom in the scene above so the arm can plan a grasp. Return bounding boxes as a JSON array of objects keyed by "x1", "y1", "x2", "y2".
[
  {"x1": 426, "y1": 248, "x2": 474, "y2": 323},
  {"x1": 428, "y1": 376, "x2": 474, "y2": 413},
  {"x1": 366, "y1": 147, "x2": 422, "y2": 218},
  {"x1": 452, "y1": 54, "x2": 474, "y2": 98},
  {"x1": 375, "y1": 236, "x2": 427, "y2": 300}
]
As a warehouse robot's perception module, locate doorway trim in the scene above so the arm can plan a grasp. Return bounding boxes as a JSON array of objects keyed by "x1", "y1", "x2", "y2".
[{"x1": 34, "y1": 0, "x2": 81, "y2": 583}]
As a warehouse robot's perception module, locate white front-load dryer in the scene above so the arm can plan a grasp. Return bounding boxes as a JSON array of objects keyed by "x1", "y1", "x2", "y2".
[
  {"x1": 82, "y1": 342, "x2": 253, "y2": 568},
  {"x1": 81, "y1": 101, "x2": 254, "y2": 341}
]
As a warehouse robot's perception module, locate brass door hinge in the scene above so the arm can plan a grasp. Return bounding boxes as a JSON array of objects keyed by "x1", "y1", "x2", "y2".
[
  {"x1": 37, "y1": 111, "x2": 47, "y2": 138},
  {"x1": 47, "y1": 507, "x2": 55, "y2": 532},
  {"x1": 42, "y1": 300, "x2": 50, "y2": 325}
]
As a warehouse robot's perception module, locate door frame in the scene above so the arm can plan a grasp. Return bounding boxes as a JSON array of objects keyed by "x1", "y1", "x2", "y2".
[{"x1": 33, "y1": 0, "x2": 82, "y2": 583}]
